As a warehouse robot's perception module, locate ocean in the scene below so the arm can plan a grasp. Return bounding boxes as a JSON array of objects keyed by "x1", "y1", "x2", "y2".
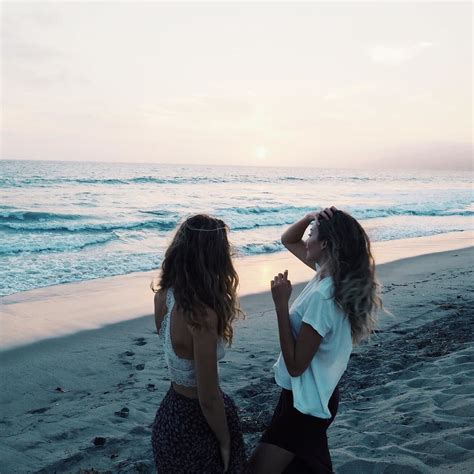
[{"x1": 1, "y1": 160, "x2": 472, "y2": 297}]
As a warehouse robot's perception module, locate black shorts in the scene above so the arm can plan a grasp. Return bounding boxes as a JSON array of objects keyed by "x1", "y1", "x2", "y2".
[{"x1": 260, "y1": 387, "x2": 340, "y2": 474}]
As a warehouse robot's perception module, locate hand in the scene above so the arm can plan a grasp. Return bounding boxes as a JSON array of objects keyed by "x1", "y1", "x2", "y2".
[
  {"x1": 271, "y1": 270, "x2": 292, "y2": 307},
  {"x1": 319, "y1": 206, "x2": 338, "y2": 220},
  {"x1": 220, "y1": 443, "x2": 230, "y2": 472},
  {"x1": 304, "y1": 211, "x2": 320, "y2": 223},
  {"x1": 305, "y1": 206, "x2": 338, "y2": 224}
]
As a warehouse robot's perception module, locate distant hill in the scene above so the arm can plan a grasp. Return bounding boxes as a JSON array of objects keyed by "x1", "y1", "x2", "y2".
[{"x1": 370, "y1": 143, "x2": 473, "y2": 171}]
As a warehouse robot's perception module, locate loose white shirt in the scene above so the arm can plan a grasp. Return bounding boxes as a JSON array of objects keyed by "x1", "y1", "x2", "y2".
[{"x1": 273, "y1": 274, "x2": 353, "y2": 419}]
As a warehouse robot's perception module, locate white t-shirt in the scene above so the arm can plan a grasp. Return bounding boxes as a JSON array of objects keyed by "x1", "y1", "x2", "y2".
[{"x1": 273, "y1": 274, "x2": 353, "y2": 419}]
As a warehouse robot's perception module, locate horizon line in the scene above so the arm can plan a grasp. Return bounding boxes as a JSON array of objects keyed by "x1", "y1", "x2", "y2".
[{"x1": 1, "y1": 157, "x2": 472, "y2": 172}]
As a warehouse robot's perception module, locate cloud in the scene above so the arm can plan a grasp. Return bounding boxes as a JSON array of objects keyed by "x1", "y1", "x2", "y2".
[
  {"x1": 3, "y1": 34, "x2": 65, "y2": 62},
  {"x1": 322, "y1": 83, "x2": 380, "y2": 102},
  {"x1": 367, "y1": 42, "x2": 434, "y2": 66},
  {"x1": 140, "y1": 96, "x2": 257, "y2": 128},
  {"x1": 2, "y1": 17, "x2": 88, "y2": 89}
]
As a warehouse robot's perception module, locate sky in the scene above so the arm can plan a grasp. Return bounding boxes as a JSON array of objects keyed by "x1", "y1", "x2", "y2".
[{"x1": 1, "y1": 1, "x2": 472, "y2": 169}]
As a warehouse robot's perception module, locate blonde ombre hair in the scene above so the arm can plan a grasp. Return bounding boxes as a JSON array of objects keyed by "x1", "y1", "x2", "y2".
[
  {"x1": 317, "y1": 210, "x2": 382, "y2": 344},
  {"x1": 151, "y1": 214, "x2": 243, "y2": 345}
]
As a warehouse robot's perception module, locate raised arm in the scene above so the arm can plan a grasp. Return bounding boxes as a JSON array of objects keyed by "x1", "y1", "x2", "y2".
[
  {"x1": 281, "y1": 207, "x2": 337, "y2": 270},
  {"x1": 190, "y1": 309, "x2": 231, "y2": 471},
  {"x1": 281, "y1": 214, "x2": 317, "y2": 270}
]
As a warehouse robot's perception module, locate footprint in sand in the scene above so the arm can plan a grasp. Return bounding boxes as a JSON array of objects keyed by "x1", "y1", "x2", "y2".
[
  {"x1": 119, "y1": 351, "x2": 135, "y2": 366},
  {"x1": 114, "y1": 407, "x2": 130, "y2": 418},
  {"x1": 134, "y1": 337, "x2": 147, "y2": 346},
  {"x1": 28, "y1": 407, "x2": 50, "y2": 415}
]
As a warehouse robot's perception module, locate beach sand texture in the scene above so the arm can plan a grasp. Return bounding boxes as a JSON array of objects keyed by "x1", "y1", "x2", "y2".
[{"x1": 1, "y1": 247, "x2": 473, "y2": 473}]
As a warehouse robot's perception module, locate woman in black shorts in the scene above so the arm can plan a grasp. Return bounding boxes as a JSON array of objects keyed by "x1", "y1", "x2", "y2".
[{"x1": 249, "y1": 206, "x2": 382, "y2": 473}]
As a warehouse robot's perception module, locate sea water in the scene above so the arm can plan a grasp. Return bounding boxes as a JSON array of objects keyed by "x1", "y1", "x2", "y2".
[{"x1": 1, "y1": 160, "x2": 472, "y2": 296}]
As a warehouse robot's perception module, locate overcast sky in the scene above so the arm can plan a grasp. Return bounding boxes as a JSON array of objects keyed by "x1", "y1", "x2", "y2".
[{"x1": 1, "y1": 1, "x2": 472, "y2": 168}]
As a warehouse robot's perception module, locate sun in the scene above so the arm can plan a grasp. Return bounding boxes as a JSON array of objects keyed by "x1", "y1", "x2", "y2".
[{"x1": 255, "y1": 146, "x2": 268, "y2": 161}]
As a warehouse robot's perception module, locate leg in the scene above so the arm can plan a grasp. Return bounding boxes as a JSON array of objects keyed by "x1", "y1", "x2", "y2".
[{"x1": 248, "y1": 442, "x2": 295, "y2": 474}]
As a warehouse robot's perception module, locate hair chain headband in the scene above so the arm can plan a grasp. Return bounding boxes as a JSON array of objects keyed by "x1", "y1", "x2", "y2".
[{"x1": 185, "y1": 222, "x2": 227, "y2": 232}]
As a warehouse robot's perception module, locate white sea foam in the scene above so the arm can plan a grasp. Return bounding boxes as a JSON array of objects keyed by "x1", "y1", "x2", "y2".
[{"x1": 1, "y1": 160, "x2": 472, "y2": 296}]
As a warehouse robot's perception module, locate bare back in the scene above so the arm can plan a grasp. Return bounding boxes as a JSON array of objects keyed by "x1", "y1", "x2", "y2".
[{"x1": 154, "y1": 290, "x2": 199, "y2": 398}]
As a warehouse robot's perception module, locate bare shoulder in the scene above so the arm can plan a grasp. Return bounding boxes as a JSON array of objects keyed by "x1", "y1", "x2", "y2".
[
  {"x1": 203, "y1": 306, "x2": 218, "y2": 327},
  {"x1": 154, "y1": 289, "x2": 168, "y2": 313},
  {"x1": 154, "y1": 288, "x2": 166, "y2": 305},
  {"x1": 153, "y1": 289, "x2": 168, "y2": 334},
  {"x1": 188, "y1": 306, "x2": 218, "y2": 337}
]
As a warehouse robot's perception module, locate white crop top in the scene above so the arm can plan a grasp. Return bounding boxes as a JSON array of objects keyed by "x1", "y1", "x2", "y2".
[{"x1": 159, "y1": 288, "x2": 225, "y2": 387}]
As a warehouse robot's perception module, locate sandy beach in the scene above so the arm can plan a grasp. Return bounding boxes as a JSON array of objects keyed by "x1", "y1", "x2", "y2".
[
  {"x1": 2, "y1": 0, "x2": 472, "y2": 471},
  {"x1": 1, "y1": 243, "x2": 473, "y2": 473},
  {"x1": 1, "y1": 231, "x2": 471, "y2": 351}
]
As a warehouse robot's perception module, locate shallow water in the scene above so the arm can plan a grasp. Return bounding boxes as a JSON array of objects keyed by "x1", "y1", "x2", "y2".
[{"x1": 1, "y1": 160, "x2": 472, "y2": 296}]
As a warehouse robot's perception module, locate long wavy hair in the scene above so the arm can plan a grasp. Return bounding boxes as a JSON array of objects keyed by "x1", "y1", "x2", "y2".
[
  {"x1": 317, "y1": 210, "x2": 382, "y2": 344},
  {"x1": 151, "y1": 214, "x2": 243, "y2": 345}
]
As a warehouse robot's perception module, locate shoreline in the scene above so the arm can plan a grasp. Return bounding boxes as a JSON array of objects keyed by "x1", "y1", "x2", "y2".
[
  {"x1": 1, "y1": 247, "x2": 473, "y2": 472},
  {"x1": 0, "y1": 230, "x2": 472, "y2": 351}
]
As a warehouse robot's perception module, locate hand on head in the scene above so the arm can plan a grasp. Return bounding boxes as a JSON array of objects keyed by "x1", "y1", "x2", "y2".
[
  {"x1": 319, "y1": 206, "x2": 338, "y2": 221},
  {"x1": 306, "y1": 206, "x2": 338, "y2": 224}
]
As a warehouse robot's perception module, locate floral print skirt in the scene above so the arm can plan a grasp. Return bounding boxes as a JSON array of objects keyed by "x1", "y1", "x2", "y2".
[{"x1": 151, "y1": 385, "x2": 247, "y2": 473}]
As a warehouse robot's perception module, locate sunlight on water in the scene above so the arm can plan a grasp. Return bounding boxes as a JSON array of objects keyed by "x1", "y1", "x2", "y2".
[{"x1": 1, "y1": 160, "x2": 472, "y2": 296}]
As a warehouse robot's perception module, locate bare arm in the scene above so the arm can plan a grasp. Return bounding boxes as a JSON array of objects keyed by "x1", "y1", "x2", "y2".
[
  {"x1": 271, "y1": 271, "x2": 322, "y2": 377},
  {"x1": 190, "y1": 311, "x2": 230, "y2": 469},
  {"x1": 281, "y1": 207, "x2": 338, "y2": 270},
  {"x1": 153, "y1": 290, "x2": 167, "y2": 334},
  {"x1": 281, "y1": 214, "x2": 316, "y2": 270},
  {"x1": 274, "y1": 301, "x2": 322, "y2": 377}
]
